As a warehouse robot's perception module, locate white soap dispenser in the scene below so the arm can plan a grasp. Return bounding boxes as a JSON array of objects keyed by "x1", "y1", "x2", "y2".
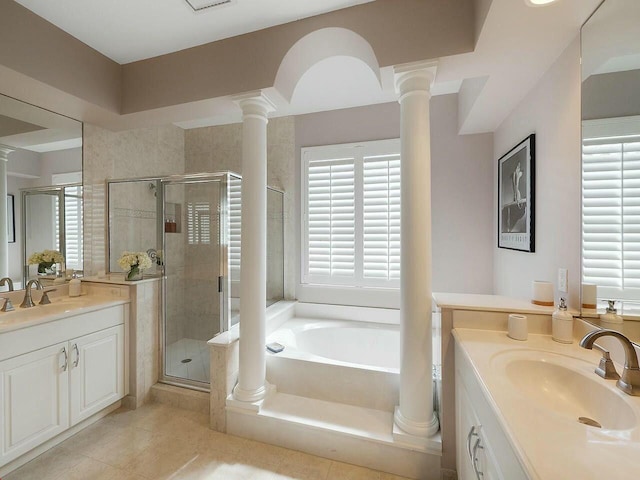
[
  {"x1": 552, "y1": 297, "x2": 573, "y2": 344},
  {"x1": 68, "y1": 272, "x2": 81, "y2": 297},
  {"x1": 600, "y1": 300, "x2": 623, "y2": 324}
]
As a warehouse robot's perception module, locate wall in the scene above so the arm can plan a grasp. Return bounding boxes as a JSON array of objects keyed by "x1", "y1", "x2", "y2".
[
  {"x1": 493, "y1": 38, "x2": 581, "y2": 307},
  {"x1": 294, "y1": 98, "x2": 494, "y2": 307},
  {"x1": 184, "y1": 116, "x2": 296, "y2": 302},
  {"x1": 36, "y1": 147, "x2": 82, "y2": 186},
  {"x1": 582, "y1": 69, "x2": 640, "y2": 120},
  {"x1": 83, "y1": 124, "x2": 185, "y2": 276}
]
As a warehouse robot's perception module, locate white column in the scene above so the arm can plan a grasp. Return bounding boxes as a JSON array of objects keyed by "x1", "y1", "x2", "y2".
[
  {"x1": 393, "y1": 61, "x2": 439, "y2": 439},
  {"x1": 232, "y1": 91, "x2": 275, "y2": 404},
  {"x1": 0, "y1": 145, "x2": 14, "y2": 279}
]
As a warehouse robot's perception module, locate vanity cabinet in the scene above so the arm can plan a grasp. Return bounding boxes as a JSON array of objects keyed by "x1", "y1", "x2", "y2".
[
  {"x1": 455, "y1": 342, "x2": 529, "y2": 480},
  {"x1": 0, "y1": 342, "x2": 70, "y2": 464},
  {"x1": 0, "y1": 305, "x2": 126, "y2": 468},
  {"x1": 69, "y1": 325, "x2": 125, "y2": 425}
]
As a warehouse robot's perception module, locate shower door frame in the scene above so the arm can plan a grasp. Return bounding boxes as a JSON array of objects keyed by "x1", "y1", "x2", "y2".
[{"x1": 158, "y1": 172, "x2": 238, "y2": 391}]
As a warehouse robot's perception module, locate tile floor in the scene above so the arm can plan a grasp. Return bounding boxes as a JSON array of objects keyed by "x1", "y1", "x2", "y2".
[
  {"x1": 4, "y1": 403, "x2": 413, "y2": 480},
  {"x1": 166, "y1": 338, "x2": 210, "y2": 383}
]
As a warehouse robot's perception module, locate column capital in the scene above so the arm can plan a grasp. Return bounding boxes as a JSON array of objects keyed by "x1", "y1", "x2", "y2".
[
  {"x1": 393, "y1": 60, "x2": 438, "y2": 102},
  {"x1": 0, "y1": 144, "x2": 14, "y2": 161},
  {"x1": 232, "y1": 90, "x2": 276, "y2": 121}
]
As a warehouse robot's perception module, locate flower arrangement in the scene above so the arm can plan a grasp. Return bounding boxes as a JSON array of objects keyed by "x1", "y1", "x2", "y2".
[
  {"x1": 118, "y1": 251, "x2": 153, "y2": 281},
  {"x1": 28, "y1": 250, "x2": 64, "y2": 274}
]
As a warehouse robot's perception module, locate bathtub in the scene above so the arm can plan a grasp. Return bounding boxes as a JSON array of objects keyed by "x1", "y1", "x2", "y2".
[{"x1": 265, "y1": 303, "x2": 401, "y2": 411}]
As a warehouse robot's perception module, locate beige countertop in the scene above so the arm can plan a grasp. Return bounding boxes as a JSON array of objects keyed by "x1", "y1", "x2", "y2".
[
  {"x1": 433, "y1": 292, "x2": 579, "y2": 316},
  {"x1": 454, "y1": 328, "x2": 640, "y2": 480}
]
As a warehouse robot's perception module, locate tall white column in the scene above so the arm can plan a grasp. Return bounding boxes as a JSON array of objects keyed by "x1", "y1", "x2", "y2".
[
  {"x1": 232, "y1": 91, "x2": 275, "y2": 404},
  {"x1": 393, "y1": 61, "x2": 439, "y2": 439},
  {"x1": 0, "y1": 145, "x2": 14, "y2": 279}
]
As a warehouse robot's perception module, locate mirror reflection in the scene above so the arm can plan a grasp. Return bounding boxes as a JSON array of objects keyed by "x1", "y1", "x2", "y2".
[
  {"x1": 581, "y1": 0, "x2": 640, "y2": 341},
  {"x1": 0, "y1": 93, "x2": 82, "y2": 290}
]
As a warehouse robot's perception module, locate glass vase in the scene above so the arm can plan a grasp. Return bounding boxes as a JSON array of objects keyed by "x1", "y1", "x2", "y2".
[{"x1": 126, "y1": 265, "x2": 143, "y2": 281}]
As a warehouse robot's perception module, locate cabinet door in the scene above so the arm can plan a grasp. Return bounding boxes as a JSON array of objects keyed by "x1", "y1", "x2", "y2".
[
  {"x1": 456, "y1": 375, "x2": 481, "y2": 480},
  {"x1": 0, "y1": 342, "x2": 69, "y2": 466},
  {"x1": 69, "y1": 325, "x2": 124, "y2": 425}
]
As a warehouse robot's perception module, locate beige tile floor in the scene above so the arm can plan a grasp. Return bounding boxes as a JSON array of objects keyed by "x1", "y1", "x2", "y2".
[{"x1": 5, "y1": 403, "x2": 413, "y2": 480}]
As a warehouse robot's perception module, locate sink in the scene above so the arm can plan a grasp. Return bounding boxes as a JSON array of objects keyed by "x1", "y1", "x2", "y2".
[{"x1": 492, "y1": 350, "x2": 637, "y2": 430}]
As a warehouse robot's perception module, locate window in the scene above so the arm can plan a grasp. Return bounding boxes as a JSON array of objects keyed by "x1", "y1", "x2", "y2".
[
  {"x1": 582, "y1": 116, "x2": 640, "y2": 313},
  {"x1": 52, "y1": 173, "x2": 83, "y2": 271},
  {"x1": 302, "y1": 139, "x2": 401, "y2": 288}
]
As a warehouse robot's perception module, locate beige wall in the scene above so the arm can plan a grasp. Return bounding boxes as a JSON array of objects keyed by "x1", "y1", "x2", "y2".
[
  {"x1": 83, "y1": 124, "x2": 185, "y2": 276},
  {"x1": 582, "y1": 69, "x2": 640, "y2": 120},
  {"x1": 493, "y1": 38, "x2": 582, "y2": 308}
]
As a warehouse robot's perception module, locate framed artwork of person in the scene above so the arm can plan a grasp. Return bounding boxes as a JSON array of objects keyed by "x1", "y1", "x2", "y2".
[{"x1": 498, "y1": 134, "x2": 535, "y2": 252}]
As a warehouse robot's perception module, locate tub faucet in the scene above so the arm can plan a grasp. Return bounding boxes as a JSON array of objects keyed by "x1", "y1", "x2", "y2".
[
  {"x1": 0, "y1": 277, "x2": 13, "y2": 291},
  {"x1": 580, "y1": 329, "x2": 640, "y2": 396},
  {"x1": 20, "y1": 279, "x2": 42, "y2": 308}
]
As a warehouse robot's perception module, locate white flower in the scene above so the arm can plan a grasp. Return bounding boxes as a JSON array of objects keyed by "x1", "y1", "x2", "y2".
[
  {"x1": 28, "y1": 250, "x2": 64, "y2": 265},
  {"x1": 118, "y1": 252, "x2": 153, "y2": 272}
]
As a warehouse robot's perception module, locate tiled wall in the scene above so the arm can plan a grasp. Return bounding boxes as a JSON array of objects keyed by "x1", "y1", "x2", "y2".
[
  {"x1": 184, "y1": 116, "x2": 296, "y2": 301},
  {"x1": 83, "y1": 124, "x2": 185, "y2": 276}
]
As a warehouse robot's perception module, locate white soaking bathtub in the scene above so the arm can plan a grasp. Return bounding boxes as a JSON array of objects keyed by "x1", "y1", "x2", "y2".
[{"x1": 265, "y1": 304, "x2": 401, "y2": 412}]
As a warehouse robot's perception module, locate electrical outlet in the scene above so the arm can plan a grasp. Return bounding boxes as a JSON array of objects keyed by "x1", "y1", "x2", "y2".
[{"x1": 558, "y1": 268, "x2": 568, "y2": 293}]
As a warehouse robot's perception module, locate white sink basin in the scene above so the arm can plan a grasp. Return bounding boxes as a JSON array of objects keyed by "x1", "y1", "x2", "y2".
[{"x1": 492, "y1": 350, "x2": 637, "y2": 431}]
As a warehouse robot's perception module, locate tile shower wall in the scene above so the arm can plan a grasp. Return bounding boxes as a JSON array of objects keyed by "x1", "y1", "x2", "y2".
[
  {"x1": 83, "y1": 124, "x2": 185, "y2": 276},
  {"x1": 184, "y1": 116, "x2": 296, "y2": 301}
]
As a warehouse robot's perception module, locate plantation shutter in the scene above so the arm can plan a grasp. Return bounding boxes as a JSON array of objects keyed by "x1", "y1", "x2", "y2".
[
  {"x1": 229, "y1": 177, "x2": 242, "y2": 283},
  {"x1": 187, "y1": 202, "x2": 211, "y2": 244},
  {"x1": 583, "y1": 129, "x2": 640, "y2": 306},
  {"x1": 64, "y1": 186, "x2": 83, "y2": 270},
  {"x1": 302, "y1": 139, "x2": 400, "y2": 288},
  {"x1": 306, "y1": 158, "x2": 356, "y2": 282},
  {"x1": 363, "y1": 154, "x2": 401, "y2": 282}
]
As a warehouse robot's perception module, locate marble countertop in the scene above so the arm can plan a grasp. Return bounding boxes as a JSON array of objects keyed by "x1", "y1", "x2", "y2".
[
  {"x1": 433, "y1": 292, "x2": 579, "y2": 316},
  {"x1": 0, "y1": 294, "x2": 129, "y2": 334},
  {"x1": 454, "y1": 328, "x2": 640, "y2": 480},
  {"x1": 83, "y1": 273, "x2": 161, "y2": 285}
]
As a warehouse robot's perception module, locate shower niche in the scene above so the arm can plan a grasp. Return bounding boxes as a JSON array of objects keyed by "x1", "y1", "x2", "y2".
[{"x1": 107, "y1": 172, "x2": 284, "y2": 390}]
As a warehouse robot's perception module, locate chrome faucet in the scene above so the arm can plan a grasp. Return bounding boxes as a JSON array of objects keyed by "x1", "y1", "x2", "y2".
[
  {"x1": 20, "y1": 279, "x2": 43, "y2": 308},
  {"x1": 580, "y1": 329, "x2": 640, "y2": 396},
  {"x1": 0, "y1": 277, "x2": 13, "y2": 291}
]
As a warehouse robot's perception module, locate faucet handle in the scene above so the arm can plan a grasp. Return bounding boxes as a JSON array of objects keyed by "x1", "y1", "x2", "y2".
[
  {"x1": 592, "y1": 343, "x2": 621, "y2": 380},
  {"x1": 39, "y1": 289, "x2": 56, "y2": 305},
  {"x1": 0, "y1": 297, "x2": 14, "y2": 312}
]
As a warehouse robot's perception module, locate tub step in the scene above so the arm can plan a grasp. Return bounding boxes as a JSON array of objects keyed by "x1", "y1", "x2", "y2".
[{"x1": 226, "y1": 392, "x2": 442, "y2": 479}]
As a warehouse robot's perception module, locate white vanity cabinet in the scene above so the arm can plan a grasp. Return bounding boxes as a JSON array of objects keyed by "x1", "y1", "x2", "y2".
[
  {"x1": 0, "y1": 342, "x2": 70, "y2": 464},
  {"x1": 455, "y1": 341, "x2": 529, "y2": 480},
  {"x1": 0, "y1": 304, "x2": 127, "y2": 468}
]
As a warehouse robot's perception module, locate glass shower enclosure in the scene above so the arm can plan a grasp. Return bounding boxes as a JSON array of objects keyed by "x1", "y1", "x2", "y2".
[{"x1": 107, "y1": 172, "x2": 284, "y2": 391}]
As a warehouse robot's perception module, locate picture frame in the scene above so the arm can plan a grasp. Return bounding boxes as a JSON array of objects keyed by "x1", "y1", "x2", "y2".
[
  {"x1": 7, "y1": 194, "x2": 15, "y2": 243},
  {"x1": 498, "y1": 134, "x2": 535, "y2": 252}
]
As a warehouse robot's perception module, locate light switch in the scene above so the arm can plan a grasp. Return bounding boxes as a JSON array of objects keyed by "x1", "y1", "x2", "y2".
[{"x1": 558, "y1": 268, "x2": 568, "y2": 293}]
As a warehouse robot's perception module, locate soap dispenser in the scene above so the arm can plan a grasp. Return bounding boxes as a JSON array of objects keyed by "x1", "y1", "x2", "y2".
[
  {"x1": 600, "y1": 300, "x2": 623, "y2": 324},
  {"x1": 552, "y1": 297, "x2": 573, "y2": 344},
  {"x1": 68, "y1": 272, "x2": 81, "y2": 297}
]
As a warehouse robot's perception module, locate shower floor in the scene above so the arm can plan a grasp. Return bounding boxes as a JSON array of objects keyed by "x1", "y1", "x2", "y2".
[{"x1": 166, "y1": 338, "x2": 210, "y2": 384}]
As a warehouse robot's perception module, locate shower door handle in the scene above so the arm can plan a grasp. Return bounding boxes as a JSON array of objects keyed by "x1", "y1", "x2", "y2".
[{"x1": 218, "y1": 276, "x2": 223, "y2": 293}]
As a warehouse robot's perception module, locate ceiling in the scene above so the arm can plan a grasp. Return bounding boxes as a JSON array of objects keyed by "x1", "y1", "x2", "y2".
[
  {"x1": 12, "y1": 0, "x2": 602, "y2": 135},
  {"x1": 13, "y1": 0, "x2": 374, "y2": 64}
]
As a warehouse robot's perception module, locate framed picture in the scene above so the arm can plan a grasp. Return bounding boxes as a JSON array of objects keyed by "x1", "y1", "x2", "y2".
[
  {"x1": 7, "y1": 194, "x2": 15, "y2": 243},
  {"x1": 498, "y1": 134, "x2": 535, "y2": 252}
]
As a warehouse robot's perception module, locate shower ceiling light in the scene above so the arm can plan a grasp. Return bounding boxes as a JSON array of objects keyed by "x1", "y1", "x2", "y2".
[
  {"x1": 524, "y1": 0, "x2": 559, "y2": 6},
  {"x1": 184, "y1": 0, "x2": 235, "y2": 12}
]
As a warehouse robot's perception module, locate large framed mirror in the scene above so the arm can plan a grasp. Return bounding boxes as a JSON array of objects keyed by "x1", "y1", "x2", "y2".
[
  {"x1": 0, "y1": 93, "x2": 82, "y2": 291},
  {"x1": 581, "y1": 0, "x2": 640, "y2": 342}
]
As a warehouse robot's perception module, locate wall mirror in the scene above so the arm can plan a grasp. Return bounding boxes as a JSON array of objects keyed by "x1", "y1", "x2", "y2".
[
  {"x1": 0, "y1": 93, "x2": 82, "y2": 290},
  {"x1": 581, "y1": 0, "x2": 640, "y2": 343}
]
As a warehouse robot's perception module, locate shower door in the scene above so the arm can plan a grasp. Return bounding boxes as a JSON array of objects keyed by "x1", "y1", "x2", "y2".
[{"x1": 161, "y1": 177, "x2": 225, "y2": 389}]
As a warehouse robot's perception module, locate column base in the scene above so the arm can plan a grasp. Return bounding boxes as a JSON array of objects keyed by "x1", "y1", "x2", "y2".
[
  {"x1": 393, "y1": 406, "x2": 440, "y2": 440},
  {"x1": 227, "y1": 383, "x2": 275, "y2": 413}
]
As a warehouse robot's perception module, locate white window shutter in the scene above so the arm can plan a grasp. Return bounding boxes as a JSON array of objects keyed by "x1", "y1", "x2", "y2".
[
  {"x1": 306, "y1": 159, "x2": 356, "y2": 280},
  {"x1": 302, "y1": 139, "x2": 400, "y2": 288},
  {"x1": 229, "y1": 177, "x2": 242, "y2": 282},
  {"x1": 363, "y1": 154, "x2": 400, "y2": 283}
]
